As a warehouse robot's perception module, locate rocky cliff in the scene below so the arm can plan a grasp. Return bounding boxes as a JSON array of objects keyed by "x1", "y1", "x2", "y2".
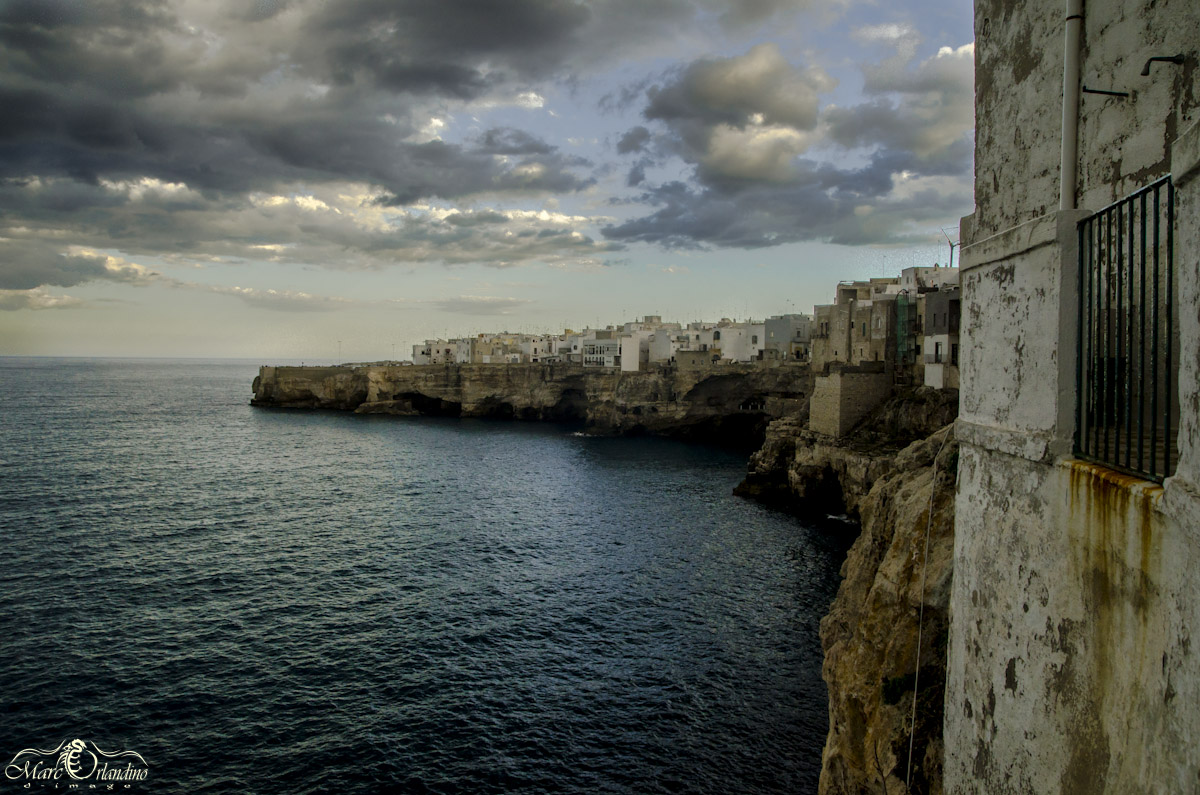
[
  {"x1": 735, "y1": 387, "x2": 958, "y2": 518},
  {"x1": 817, "y1": 426, "x2": 957, "y2": 795},
  {"x1": 252, "y1": 362, "x2": 813, "y2": 449},
  {"x1": 734, "y1": 388, "x2": 959, "y2": 794}
]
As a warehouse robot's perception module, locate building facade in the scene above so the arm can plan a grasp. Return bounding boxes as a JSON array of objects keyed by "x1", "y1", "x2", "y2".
[{"x1": 946, "y1": 1, "x2": 1200, "y2": 791}]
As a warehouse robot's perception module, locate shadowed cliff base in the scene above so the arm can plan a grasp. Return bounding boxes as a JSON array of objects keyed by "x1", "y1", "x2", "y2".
[
  {"x1": 251, "y1": 362, "x2": 814, "y2": 452},
  {"x1": 734, "y1": 387, "x2": 958, "y2": 519}
]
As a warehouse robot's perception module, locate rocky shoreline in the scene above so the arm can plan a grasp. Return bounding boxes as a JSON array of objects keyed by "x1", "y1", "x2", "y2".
[{"x1": 251, "y1": 363, "x2": 958, "y2": 794}]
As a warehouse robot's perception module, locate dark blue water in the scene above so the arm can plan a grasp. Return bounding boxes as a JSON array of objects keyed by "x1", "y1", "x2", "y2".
[{"x1": 0, "y1": 359, "x2": 847, "y2": 794}]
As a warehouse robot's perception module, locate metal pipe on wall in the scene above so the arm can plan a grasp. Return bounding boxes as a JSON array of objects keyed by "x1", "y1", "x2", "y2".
[{"x1": 1060, "y1": 0, "x2": 1083, "y2": 210}]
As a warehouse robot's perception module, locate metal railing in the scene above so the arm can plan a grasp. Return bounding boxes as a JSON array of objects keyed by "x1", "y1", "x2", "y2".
[{"x1": 1075, "y1": 176, "x2": 1178, "y2": 482}]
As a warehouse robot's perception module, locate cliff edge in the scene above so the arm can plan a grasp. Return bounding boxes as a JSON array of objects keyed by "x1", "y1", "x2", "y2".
[
  {"x1": 818, "y1": 425, "x2": 956, "y2": 795},
  {"x1": 252, "y1": 362, "x2": 814, "y2": 450},
  {"x1": 735, "y1": 388, "x2": 958, "y2": 794}
]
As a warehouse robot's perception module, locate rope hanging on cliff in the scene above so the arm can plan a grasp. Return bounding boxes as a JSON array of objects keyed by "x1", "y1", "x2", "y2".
[{"x1": 905, "y1": 430, "x2": 949, "y2": 791}]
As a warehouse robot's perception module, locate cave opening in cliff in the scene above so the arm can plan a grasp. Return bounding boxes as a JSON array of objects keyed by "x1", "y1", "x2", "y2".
[
  {"x1": 392, "y1": 392, "x2": 462, "y2": 417},
  {"x1": 547, "y1": 388, "x2": 588, "y2": 423}
]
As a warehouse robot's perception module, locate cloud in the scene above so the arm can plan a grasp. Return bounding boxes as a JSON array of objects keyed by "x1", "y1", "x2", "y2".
[
  {"x1": 0, "y1": 287, "x2": 85, "y2": 311},
  {"x1": 0, "y1": 239, "x2": 160, "y2": 290},
  {"x1": 432, "y1": 295, "x2": 535, "y2": 315},
  {"x1": 645, "y1": 43, "x2": 835, "y2": 131},
  {"x1": 825, "y1": 42, "x2": 974, "y2": 162},
  {"x1": 629, "y1": 43, "x2": 837, "y2": 186},
  {"x1": 604, "y1": 36, "x2": 973, "y2": 247},
  {"x1": 192, "y1": 283, "x2": 355, "y2": 312},
  {"x1": 0, "y1": 178, "x2": 621, "y2": 282},
  {"x1": 473, "y1": 127, "x2": 557, "y2": 156},
  {"x1": 0, "y1": 0, "x2": 963, "y2": 313},
  {"x1": 616, "y1": 126, "x2": 652, "y2": 154}
]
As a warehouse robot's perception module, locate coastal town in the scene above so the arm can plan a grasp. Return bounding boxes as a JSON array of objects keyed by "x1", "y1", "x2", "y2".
[{"x1": 409, "y1": 263, "x2": 961, "y2": 390}]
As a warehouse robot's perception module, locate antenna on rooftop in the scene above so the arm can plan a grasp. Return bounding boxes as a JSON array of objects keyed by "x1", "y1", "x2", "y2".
[{"x1": 941, "y1": 227, "x2": 960, "y2": 269}]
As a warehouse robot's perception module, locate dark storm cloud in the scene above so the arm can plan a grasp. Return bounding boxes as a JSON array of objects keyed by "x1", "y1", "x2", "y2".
[
  {"x1": 0, "y1": 0, "x2": 605, "y2": 201},
  {"x1": 306, "y1": 0, "x2": 590, "y2": 92},
  {"x1": 603, "y1": 160, "x2": 970, "y2": 248},
  {"x1": 474, "y1": 128, "x2": 557, "y2": 156},
  {"x1": 626, "y1": 161, "x2": 648, "y2": 187},
  {"x1": 616, "y1": 126, "x2": 651, "y2": 154},
  {"x1": 0, "y1": 0, "x2": 971, "y2": 303}
]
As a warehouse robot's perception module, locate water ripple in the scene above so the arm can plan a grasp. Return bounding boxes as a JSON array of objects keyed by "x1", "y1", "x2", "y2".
[{"x1": 0, "y1": 359, "x2": 848, "y2": 794}]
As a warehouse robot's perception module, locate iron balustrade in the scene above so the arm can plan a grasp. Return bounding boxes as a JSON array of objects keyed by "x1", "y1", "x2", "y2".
[{"x1": 1075, "y1": 176, "x2": 1178, "y2": 482}]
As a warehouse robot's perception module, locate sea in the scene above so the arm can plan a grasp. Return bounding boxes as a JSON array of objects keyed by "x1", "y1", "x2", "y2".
[{"x1": 0, "y1": 358, "x2": 849, "y2": 794}]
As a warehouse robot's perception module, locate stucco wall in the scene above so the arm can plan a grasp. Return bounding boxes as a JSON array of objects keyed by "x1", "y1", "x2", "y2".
[
  {"x1": 948, "y1": 163, "x2": 1200, "y2": 793},
  {"x1": 948, "y1": 450, "x2": 1200, "y2": 793},
  {"x1": 1073, "y1": 1, "x2": 1200, "y2": 210},
  {"x1": 949, "y1": 0, "x2": 1200, "y2": 789},
  {"x1": 973, "y1": 0, "x2": 1199, "y2": 238}
]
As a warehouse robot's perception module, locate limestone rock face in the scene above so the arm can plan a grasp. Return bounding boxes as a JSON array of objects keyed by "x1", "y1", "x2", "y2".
[
  {"x1": 251, "y1": 363, "x2": 813, "y2": 449},
  {"x1": 250, "y1": 366, "x2": 369, "y2": 410},
  {"x1": 736, "y1": 387, "x2": 957, "y2": 518},
  {"x1": 735, "y1": 387, "x2": 960, "y2": 794},
  {"x1": 818, "y1": 426, "x2": 957, "y2": 795}
]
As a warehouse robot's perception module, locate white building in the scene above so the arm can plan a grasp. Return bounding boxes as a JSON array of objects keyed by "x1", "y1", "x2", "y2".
[
  {"x1": 582, "y1": 330, "x2": 620, "y2": 368},
  {"x1": 899, "y1": 264, "x2": 959, "y2": 293},
  {"x1": 764, "y1": 314, "x2": 812, "y2": 361}
]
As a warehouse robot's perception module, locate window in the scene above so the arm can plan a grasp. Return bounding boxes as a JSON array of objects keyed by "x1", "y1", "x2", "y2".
[
  {"x1": 934, "y1": 342, "x2": 943, "y2": 363},
  {"x1": 751, "y1": 335, "x2": 758, "y2": 344},
  {"x1": 951, "y1": 344, "x2": 959, "y2": 366}
]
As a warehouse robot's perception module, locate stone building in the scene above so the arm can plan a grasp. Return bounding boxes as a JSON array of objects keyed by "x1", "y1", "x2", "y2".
[
  {"x1": 764, "y1": 313, "x2": 813, "y2": 361},
  {"x1": 922, "y1": 286, "x2": 960, "y2": 389},
  {"x1": 946, "y1": 0, "x2": 1200, "y2": 791}
]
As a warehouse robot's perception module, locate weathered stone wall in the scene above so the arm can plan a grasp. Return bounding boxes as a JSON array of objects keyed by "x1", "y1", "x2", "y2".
[
  {"x1": 810, "y1": 371, "x2": 893, "y2": 438},
  {"x1": 972, "y1": 0, "x2": 1200, "y2": 240},
  {"x1": 947, "y1": 0, "x2": 1200, "y2": 790},
  {"x1": 948, "y1": 449, "x2": 1199, "y2": 792}
]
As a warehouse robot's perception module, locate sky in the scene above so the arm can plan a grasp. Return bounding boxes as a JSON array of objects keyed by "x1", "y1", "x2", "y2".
[{"x1": 0, "y1": 0, "x2": 974, "y2": 360}]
